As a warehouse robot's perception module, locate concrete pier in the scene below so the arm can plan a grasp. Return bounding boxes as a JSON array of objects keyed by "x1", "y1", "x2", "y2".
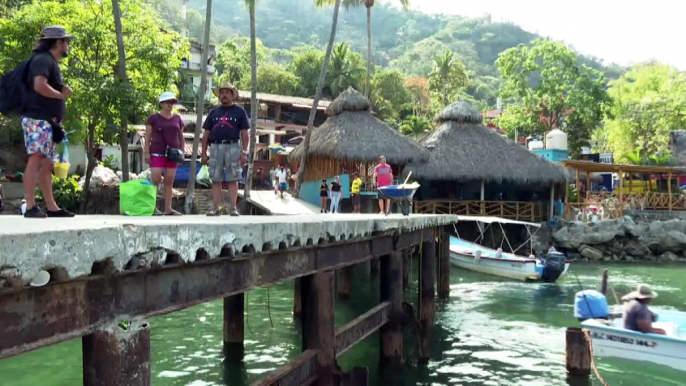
[{"x1": 0, "y1": 213, "x2": 457, "y2": 385}]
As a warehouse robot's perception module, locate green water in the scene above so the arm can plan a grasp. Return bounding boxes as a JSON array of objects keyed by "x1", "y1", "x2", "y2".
[{"x1": 2, "y1": 264, "x2": 685, "y2": 386}]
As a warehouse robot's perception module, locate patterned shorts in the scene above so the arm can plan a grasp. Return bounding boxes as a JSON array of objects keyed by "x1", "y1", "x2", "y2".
[
  {"x1": 209, "y1": 142, "x2": 242, "y2": 182},
  {"x1": 22, "y1": 117, "x2": 55, "y2": 158}
]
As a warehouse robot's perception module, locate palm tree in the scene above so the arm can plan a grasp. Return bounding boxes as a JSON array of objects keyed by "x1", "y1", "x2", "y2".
[
  {"x1": 184, "y1": 0, "x2": 213, "y2": 214},
  {"x1": 111, "y1": 0, "x2": 129, "y2": 181},
  {"x1": 429, "y1": 50, "x2": 469, "y2": 107},
  {"x1": 399, "y1": 115, "x2": 432, "y2": 140},
  {"x1": 295, "y1": 0, "x2": 343, "y2": 198},
  {"x1": 244, "y1": 0, "x2": 258, "y2": 202},
  {"x1": 327, "y1": 43, "x2": 365, "y2": 97}
]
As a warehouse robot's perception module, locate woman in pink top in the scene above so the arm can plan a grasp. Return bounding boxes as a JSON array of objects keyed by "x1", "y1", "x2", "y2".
[
  {"x1": 374, "y1": 155, "x2": 393, "y2": 214},
  {"x1": 145, "y1": 92, "x2": 185, "y2": 215}
]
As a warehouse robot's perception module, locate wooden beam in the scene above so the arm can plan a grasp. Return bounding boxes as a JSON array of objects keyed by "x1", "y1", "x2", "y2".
[
  {"x1": 419, "y1": 242, "x2": 436, "y2": 363},
  {"x1": 251, "y1": 349, "x2": 319, "y2": 386},
  {"x1": 337, "y1": 266, "x2": 355, "y2": 300},
  {"x1": 293, "y1": 278, "x2": 302, "y2": 320},
  {"x1": 380, "y1": 252, "x2": 404, "y2": 365},
  {"x1": 301, "y1": 272, "x2": 336, "y2": 386},
  {"x1": 437, "y1": 227, "x2": 451, "y2": 300},
  {"x1": 618, "y1": 170, "x2": 624, "y2": 217},
  {"x1": 480, "y1": 180, "x2": 485, "y2": 214},
  {"x1": 549, "y1": 183, "x2": 555, "y2": 220},
  {"x1": 334, "y1": 302, "x2": 390, "y2": 358},
  {"x1": 575, "y1": 170, "x2": 580, "y2": 204}
]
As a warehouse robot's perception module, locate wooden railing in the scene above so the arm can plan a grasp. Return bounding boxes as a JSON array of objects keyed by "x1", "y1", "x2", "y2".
[
  {"x1": 565, "y1": 192, "x2": 686, "y2": 221},
  {"x1": 414, "y1": 200, "x2": 546, "y2": 221}
]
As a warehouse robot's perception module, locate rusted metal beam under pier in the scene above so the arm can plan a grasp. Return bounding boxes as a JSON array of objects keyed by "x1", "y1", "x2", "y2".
[
  {"x1": 335, "y1": 302, "x2": 390, "y2": 357},
  {"x1": 0, "y1": 214, "x2": 457, "y2": 360},
  {"x1": 251, "y1": 349, "x2": 319, "y2": 386}
]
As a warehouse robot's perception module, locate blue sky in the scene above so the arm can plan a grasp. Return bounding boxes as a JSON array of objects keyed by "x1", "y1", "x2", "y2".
[{"x1": 386, "y1": 0, "x2": 685, "y2": 70}]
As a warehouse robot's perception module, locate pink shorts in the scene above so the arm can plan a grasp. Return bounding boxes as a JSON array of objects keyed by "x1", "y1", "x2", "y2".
[{"x1": 150, "y1": 155, "x2": 178, "y2": 170}]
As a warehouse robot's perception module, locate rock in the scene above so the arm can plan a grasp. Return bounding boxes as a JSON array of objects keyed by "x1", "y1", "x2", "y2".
[
  {"x1": 552, "y1": 227, "x2": 574, "y2": 249},
  {"x1": 623, "y1": 216, "x2": 636, "y2": 226},
  {"x1": 646, "y1": 241, "x2": 663, "y2": 254},
  {"x1": 623, "y1": 240, "x2": 651, "y2": 257},
  {"x1": 580, "y1": 231, "x2": 616, "y2": 245},
  {"x1": 660, "y1": 251, "x2": 680, "y2": 262},
  {"x1": 580, "y1": 246, "x2": 603, "y2": 261},
  {"x1": 648, "y1": 222, "x2": 664, "y2": 233},
  {"x1": 624, "y1": 255, "x2": 635, "y2": 262},
  {"x1": 668, "y1": 230, "x2": 686, "y2": 246}
]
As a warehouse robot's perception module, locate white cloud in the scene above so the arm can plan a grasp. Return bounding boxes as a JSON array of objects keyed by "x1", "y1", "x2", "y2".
[{"x1": 384, "y1": 0, "x2": 686, "y2": 70}]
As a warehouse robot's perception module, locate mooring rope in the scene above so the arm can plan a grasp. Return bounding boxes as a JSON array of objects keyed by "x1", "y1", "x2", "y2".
[
  {"x1": 582, "y1": 328, "x2": 609, "y2": 386},
  {"x1": 246, "y1": 291, "x2": 254, "y2": 335},
  {"x1": 266, "y1": 287, "x2": 274, "y2": 329}
]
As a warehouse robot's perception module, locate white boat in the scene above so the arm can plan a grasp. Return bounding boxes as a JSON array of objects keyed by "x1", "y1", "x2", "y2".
[
  {"x1": 449, "y1": 216, "x2": 571, "y2": 282},
  {"x1": 581, "y1": 310, "x2": 686, "y2": 371}
]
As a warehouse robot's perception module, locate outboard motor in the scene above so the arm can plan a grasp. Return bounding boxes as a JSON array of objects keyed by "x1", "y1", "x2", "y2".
[
  {"x1": 541, "y1": 251, "x2": 566, "y2": 283},
  {"x1": 574, "y1": 290, "x2": 609, "y2": 322}
]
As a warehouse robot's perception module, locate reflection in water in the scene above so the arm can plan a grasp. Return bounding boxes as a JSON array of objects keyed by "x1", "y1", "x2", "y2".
[{"x1": 0, "y1": 264, "x2": 685, "y2": 385}]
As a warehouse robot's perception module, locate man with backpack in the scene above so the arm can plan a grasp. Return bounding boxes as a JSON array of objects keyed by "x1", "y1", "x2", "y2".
[{"x1": 19, "y1": 26, "x2": 75, "y2": 218}]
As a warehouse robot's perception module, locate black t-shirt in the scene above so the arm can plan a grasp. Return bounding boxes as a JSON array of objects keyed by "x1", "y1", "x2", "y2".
[
  {"x1": 331, "y1": 182, "x2": 341, "y2": 192},
  {"x1": 202, "y1": 104, "x2": 250, "y2": 142},
  {"x1": 24, "y1": 52, "x2": 66, "y2": 122}
]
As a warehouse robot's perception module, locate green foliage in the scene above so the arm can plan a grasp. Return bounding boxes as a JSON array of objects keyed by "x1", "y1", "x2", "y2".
[
  {"x1": 497, "y1": 104, "x2": 540, "y2": 140},
  {"x1": 35, "y1": 175, "x2": 83, "y2": 212},
  {"x1": 399, "y1": 115, "x2": 432, "y2": 138},
  {"x1": 369, "y1": 68, "x2": 411, "y2": 119},
  {"x1": 326, "y1": 43, "x2": 365, "y2": 98},
  {"x1": 257, "y1": 63, "x2": 299, "y2": 95},
  {"x1": 429, "y1": 50, "x2": 469, "y2": 108},
  {"x1": 288, "y1": 45, "x2": 325, "y2": 97},
  {"x1": 603, "y1": 63, "x2": 686, "y2": 163},
  {"x1": 496, "y1": 39, "x2": 610, "y2": 158},
  {"x1": 101, "y1": 154, "x2": 120, "y2": 172},
  {"x1": 215, "y1": 36, "x2": 268, "y2": 88}
]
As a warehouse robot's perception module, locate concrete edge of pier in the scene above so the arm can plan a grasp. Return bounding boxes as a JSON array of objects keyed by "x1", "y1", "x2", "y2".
[{"x1": 0, "y1": 214, "x2": 457, "y2": 286}]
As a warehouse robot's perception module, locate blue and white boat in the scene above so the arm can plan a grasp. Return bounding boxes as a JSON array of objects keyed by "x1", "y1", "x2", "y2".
[
  {"x1": 581, "y1": 310, "x2": 686, "y2": 371},
  {"x1": 449, "y1": 216, "x2": 570, "y2": 282}
]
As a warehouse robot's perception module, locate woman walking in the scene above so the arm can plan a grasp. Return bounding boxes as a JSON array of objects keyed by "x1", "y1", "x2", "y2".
[
  {"x1": 144, "y1": 92, "x2": 185, "y2": 215},
  {"x1": 330, "y1": 176, "x2": 342, "y2": 214},
  {"x1": 320, "y1": 179, "x2": 328, "y2": 213}
]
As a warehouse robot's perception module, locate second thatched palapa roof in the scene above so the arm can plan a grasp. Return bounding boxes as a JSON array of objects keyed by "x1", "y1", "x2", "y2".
[
  {"x1": 290, "y1": 88, "x2": 427, "y2": 164},
  {"x1": 405, "y1": 101, "x2": 567, "y2": 184}
]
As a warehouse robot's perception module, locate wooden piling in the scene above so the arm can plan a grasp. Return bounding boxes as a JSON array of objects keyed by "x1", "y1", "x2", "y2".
[
  {"x1": 566, "y1": 327, "x2": 591, "y2": 378},
  {"x1": 293, "y1": 277, "x2": 302, "y2": 320},
  {"x1": 342, "y1": 367, "x2": 369, "y2": 386},
  {"x1": 419, "y1": 241, "x2": 436, "y2": 363},
  {"x1": 82, "y1": 318, "x2": 150, "y2": 386},
  {"x1": 338, "y1": 266, "x2": 355, "y2": 300},
  {"x1": 224, "y1": 293, "x2": 245, "y2": 361},
  {"x1": 402, "y1": 249, "x2": 410, "y2": 289},
  {"x1": 380, "y1": 251, "x2": 404, "y2": 366},
  {"x1": 370, "y1": 257, "x2": 380, "y2": 275},
  {"x1": 301, "y1": 271, "x2": 336, "y2": 386},
  {"x1": 600, "y1": 269, "x2": 608, "y2": 295},
  {"x1": 437, "y1": 227, "x2": 451, "y2": 300}
]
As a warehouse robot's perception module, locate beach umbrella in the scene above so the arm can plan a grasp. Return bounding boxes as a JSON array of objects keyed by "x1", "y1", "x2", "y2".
[{"x1": 269, "y1": 143, "x2": 287, "y2": 155}]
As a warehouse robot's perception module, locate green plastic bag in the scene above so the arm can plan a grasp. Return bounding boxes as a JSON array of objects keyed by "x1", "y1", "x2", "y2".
[
  {"x1": 197, "y1": 165, "x2": 211, "y2": 187},
  {"x1": 120, "y1": 179, "x2": 157, "y2": 216}
]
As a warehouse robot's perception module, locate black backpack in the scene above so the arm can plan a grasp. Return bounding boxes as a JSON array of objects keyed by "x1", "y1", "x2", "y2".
[{"x1": 0, "y1": 58, "x2": 32, "y2": 120}]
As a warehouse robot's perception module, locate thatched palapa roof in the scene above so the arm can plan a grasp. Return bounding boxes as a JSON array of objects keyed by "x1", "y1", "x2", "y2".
[
  {"x1": 405, "y1": 101, "x2": 567, "y2": 184},
  {"x1": 290, "y1": 88, "x2": 427, "y2": 164}
]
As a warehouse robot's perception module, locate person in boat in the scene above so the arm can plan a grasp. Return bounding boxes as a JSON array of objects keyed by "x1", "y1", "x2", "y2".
[
  {"x1": 547, "y1": 241, "x2": 558, "y2": 254},
  {"x1": 622, "y1": 284, "x2": 666, "y2": 335}
]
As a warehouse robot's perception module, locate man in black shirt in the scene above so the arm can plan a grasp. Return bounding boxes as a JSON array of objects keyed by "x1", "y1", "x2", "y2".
[
  {"x1": 201, "y1": 82, "x2": 249, "y2": 216},
  {"x1": 21, "y1": 26, "x2": 74, "y2": 218}
]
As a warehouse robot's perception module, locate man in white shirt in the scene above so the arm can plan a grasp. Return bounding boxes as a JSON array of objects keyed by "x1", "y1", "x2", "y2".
[{"x1": 275, "y1": 166, "x2": 288, "y2": 199}]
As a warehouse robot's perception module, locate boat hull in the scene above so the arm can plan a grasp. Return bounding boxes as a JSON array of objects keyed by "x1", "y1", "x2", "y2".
[
  {"x1": 449, "y1": 250, "x2": 570, "y2": 282},
  {"x1": 582, "y1": 318, "x2": 686, "y2": 372}
]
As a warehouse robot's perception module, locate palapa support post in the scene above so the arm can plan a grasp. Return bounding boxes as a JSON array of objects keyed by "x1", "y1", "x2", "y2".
[
  {"x1": 402, "y1": 249, "x2": 411, "y2": 288},
  {"x1": 575, "y1": 170, "x2": 580, "y2": 205},
  {"x1": 668, "y1": 172, "x2": 673, "y2": 211},
  {"x1": 223, "y1": 293, "x2": 245, "y2": 361},
  {"x1": 293, "y1": 277, "x2": 302, "y2": 320},
  {"x1": 549, "y1": 183, "x2": 555, "y2": 220},
  {"x1": 419, "y1": 239, "x2": 436, "y2": 363},
  {"x1": 380, "y1": 251, "x2": 404, "y2": 366},
  {"x1": 565, "y1": 327, "x2": 591, "y2": 379},
  {"x1": 301, "y1": 271, "x2": 336, "y2": 386},
  {"x1": 338, "y1": 265, "x2": 355, "y2": 300},
  {"x1": 564, "y1": 180, "x2": 569, "y2": 219},
  {"x1": 480, "y1": 180, "x2": 486, "y2": 215},
  {"x1": 618, "y1": 170, "x2": 624, "y2": 217},
  {"x1": 600, "y1": 268, "x2": 608, "y2": 295},
  {"x1": 82, "y1": 318, "x2": 151, "y2": 386},
  {"x1": 437, "y1": 226, "x2": 451, "y2": 300}
]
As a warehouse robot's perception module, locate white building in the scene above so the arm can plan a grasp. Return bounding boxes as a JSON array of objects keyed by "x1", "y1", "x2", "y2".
[{"x1": 180, "y1": 41, "x2": 216, "y2": 102}]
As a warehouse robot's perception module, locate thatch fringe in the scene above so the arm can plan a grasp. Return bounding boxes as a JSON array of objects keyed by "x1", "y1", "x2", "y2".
[
  {"x1": 326, "y1": 87, "x2": 370, "y2": 116},
  {"x1": 435, "y1": 101, "x2": 483, "y2": 124}
]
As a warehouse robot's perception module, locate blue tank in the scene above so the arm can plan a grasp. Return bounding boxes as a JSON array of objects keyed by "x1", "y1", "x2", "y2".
[{"x1": 574, "y1": 290, "x2": 609, "y2": 321}]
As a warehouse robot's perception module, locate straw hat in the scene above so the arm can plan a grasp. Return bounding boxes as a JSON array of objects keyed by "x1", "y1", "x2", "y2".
[
  {"x1": 212, "y1": 81, "x2": 239, "y2": 99},
  {"x1": 622, "y1": 284, "x2": 658, "y2": 301}
]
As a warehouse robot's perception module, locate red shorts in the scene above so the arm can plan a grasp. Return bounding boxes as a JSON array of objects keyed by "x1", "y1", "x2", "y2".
[{"x1": 150, "y1": 155, "x2": 178, "y2": 169}]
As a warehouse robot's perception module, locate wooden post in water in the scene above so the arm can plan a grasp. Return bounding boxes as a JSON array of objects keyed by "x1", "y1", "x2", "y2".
[
  {"x1": 437, "y1": 226, "x2": 451, "y2": 300},
  {"x1": 223, "y1": 293, "x2": 245, "y2": 361},
  {"x1": 419, "y1": 239, "x2": 436, "y2": 363},
  {"x1": 338, "y1": 265, "x2": 355, "y2": 300},
  {"x1": 600, "y1": 268, "x2": 608, "y2": 295},
  {"x1": 565, "y1": 327, "x2": 591, "y2": 378},
  {"x1": 380, "y1": 251, "x2": 404, "y2": 366},
  {"x1": 301, "y1": 271, "x2": 336, "y2": 386},
  {"x1": 293, "y1": 278, "x2": 302, "y2": 320},
  {"x1": 370, "y1": 257, "x2": 380, "y2": 275},
  {"x1": 402, "y1": 249, "x2": 410, "y2": 289},
  {"x1": 83, "y1": 318, "x2": 151, "y2": 386}
]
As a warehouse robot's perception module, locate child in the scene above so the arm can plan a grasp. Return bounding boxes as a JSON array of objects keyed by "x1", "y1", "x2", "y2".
[
  {"x1": 351, "y1": 172, "x2": 362, "y2": 213},
  {"x1": 320, "y1": 179, "x2": 328, "y2": 213}
]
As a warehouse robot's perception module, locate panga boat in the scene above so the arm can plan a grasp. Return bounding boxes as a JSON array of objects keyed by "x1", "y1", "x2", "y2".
[
  {"x1": 575, "y1": 291, "x2": 686, "y2": 371},
  {"x1": 449, "y1": 216, "x2": 570, "y2": 282}
]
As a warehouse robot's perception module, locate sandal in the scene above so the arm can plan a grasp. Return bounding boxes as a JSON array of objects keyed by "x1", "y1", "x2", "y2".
[{"x1": 164, "y1": 209, "x2": 182, "y2": 216}]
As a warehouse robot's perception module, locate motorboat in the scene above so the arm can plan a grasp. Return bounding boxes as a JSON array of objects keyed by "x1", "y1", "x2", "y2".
[{"x1": 449, "y1": 216, "x2": 570, "y2": 282}]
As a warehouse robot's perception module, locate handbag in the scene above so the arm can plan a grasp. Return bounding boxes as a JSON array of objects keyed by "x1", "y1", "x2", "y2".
[{"x1": 165, "y1": 146, "x2": 184, "y2": 164}]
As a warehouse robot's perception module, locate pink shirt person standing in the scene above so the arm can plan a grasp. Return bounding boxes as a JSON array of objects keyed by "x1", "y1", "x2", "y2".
[{"x1": 374, "y1": 155, "x2": 393, "y2": 214}]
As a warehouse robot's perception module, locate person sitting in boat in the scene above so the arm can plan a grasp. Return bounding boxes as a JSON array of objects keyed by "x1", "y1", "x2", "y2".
[
  {"x1": 547, "y1": 241, "x2": 557, "y2": 254},
  {"x1": 622, "y1": 284, "x2": 666, "y2": 335}
]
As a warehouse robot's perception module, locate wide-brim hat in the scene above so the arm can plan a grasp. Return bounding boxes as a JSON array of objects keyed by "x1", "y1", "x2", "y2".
[
  {"x1": 622, "y1": 284, "x2": 658, "y2": 301},
  {"x1": 212, "y1": 81, "x2": 239, "y2": 99},
  {"x1": 159, "y1": 91, "x2": 178, "y2": 104},
  {"x1": 39, "y1": 26, "x2": 73, "y2": 40}
]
